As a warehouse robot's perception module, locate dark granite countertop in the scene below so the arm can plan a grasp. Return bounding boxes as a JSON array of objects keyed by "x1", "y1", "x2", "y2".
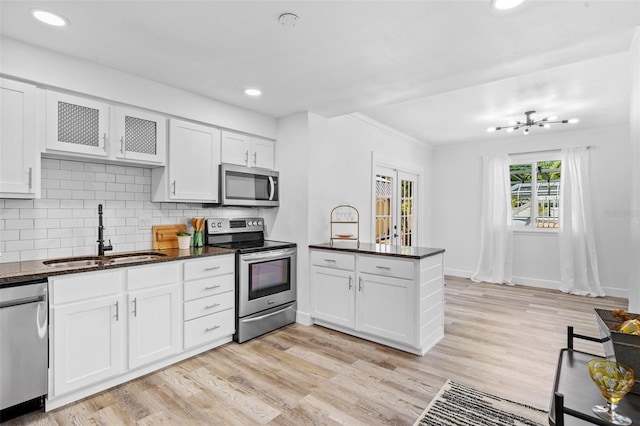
[
  {"x1": 308, "y1": 242, "x2": 445, "y2": 260},
  {"x1": 0, "y1": 246, "x2": 236, "y2": 287}
]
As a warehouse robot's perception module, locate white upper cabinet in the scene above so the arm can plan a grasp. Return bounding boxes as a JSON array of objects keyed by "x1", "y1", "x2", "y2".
[
  {"x1": 151, "y1": 119, "x2": 221, "y2": 203},
  {"x1": 45, "y1": 90, "x2": 167, "y2": 166},
  {"x1": 111, "y1": 106, "x2": 166, "y2": 165},
  {"x1": 46, "y1": 91, "x2": 110, "y2": 157},
  {"x1": 221, "y1": 130, "x2": 274, "y2": 170},
  {"x1": 0, "y1": 79, "x2": 39, "y2": 198}
]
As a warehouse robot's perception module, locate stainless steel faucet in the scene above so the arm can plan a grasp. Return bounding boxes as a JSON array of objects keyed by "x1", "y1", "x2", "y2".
[{"x1": 97, "y1": 204, "x2": 113, "y2": 256}]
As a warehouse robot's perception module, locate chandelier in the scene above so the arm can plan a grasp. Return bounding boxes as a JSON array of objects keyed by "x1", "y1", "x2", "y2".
[{"x1": 487, "y1": 110, "x2": 579, "y2": 135}]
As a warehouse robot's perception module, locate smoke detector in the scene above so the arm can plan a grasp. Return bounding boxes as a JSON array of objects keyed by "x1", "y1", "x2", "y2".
[{"x1": 278, "y1": 13, "x2": 300, "y2": 28}]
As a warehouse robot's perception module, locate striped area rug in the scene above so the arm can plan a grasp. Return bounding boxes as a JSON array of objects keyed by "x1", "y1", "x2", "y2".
[{"x1": 414, "y1": 380, "x2": 548, "y2": 426}]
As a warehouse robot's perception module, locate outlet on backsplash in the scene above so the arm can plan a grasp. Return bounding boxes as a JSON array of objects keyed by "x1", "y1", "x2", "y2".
[{"x1": 139, "y1": 218, "x2": 152, "y2": 229}]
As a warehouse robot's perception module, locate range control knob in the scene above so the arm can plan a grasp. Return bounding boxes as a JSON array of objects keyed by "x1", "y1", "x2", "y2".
[{"x1": 217, "y1": 221, "x2": 223, "y2": 228}]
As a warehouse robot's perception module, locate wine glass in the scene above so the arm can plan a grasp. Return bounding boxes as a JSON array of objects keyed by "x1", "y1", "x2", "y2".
[{"x1": 588, "y1": 359, "x2": 635, "y2": 425}]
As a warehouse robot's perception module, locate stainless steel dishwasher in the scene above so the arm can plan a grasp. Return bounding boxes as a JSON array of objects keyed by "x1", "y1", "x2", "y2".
[{"x1": 0, "y1": 279, "x2": 48, "y2": 411}]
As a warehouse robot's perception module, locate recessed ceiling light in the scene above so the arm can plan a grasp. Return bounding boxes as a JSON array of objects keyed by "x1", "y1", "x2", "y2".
[
  {"x1": 244, "y1": 88, "x2": 262, "y2": 97},
  {"x1": 31, "y1": 9, "x2": 68, "y2": 26},
  {"x1": 491, "y1": 0, "x2": 526, "y2": 10}
]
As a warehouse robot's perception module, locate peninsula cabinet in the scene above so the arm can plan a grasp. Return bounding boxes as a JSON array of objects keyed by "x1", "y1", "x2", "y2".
[
  {"x1": 221, "y1": 130, "x2": 275, "y2": 170},
  {"x1": 0, "y1": 79, "x2": 39, "y2": 198},
  {"x1": 151, "y1": 119, "x2": 221, "y2": 203},
  {"x1": 309, "y1": 245, "x2": 445, "y2": 355}
]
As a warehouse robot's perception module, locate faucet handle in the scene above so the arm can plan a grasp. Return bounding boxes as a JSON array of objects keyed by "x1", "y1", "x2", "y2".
[{"x1": 105, "y1": 239, "x2": 113, "y2": 251}]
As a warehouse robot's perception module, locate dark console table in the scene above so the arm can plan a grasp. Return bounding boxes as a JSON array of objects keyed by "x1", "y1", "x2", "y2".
[{"x1": 549, "y1": 328, "x2": 640, "y2": 425}]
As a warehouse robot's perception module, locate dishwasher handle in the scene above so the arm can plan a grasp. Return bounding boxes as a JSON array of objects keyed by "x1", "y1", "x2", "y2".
[{"x1": 0, "y1": 295, "x2": 46, "y2": 309}]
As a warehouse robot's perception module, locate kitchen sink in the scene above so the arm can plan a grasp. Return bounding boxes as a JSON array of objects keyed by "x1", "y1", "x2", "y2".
[
  {"x1": 43, "y1": 257, "x2": 102, "y2": 268},
  {"x1": 105, "y1": 253, "x2": 167, "y2": 264},
  {"x1": 43, "y1": 252, "x2": 167, "y2": 268}
]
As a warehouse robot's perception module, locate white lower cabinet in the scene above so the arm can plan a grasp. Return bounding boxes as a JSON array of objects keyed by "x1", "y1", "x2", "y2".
[
  {"x1": 310, "y1": 249, "x2": 444, "y2": 355},
  {"x1": 47, "y1": 255, "x2": 234, "y2": 411},
  {"x1": 50, "y1": 270, "x2": 125, "y2": 397},
  {"x1": 183, "y1": 254, "x2": 235, "y2": 349}
]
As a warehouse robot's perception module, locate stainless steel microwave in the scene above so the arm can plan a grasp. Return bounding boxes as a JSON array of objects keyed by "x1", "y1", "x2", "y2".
[{"x1": 219, "y1": 163, "x2": 279, "y2": 207}]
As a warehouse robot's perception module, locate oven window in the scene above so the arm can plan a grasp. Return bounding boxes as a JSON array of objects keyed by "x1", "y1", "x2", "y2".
[{"x1": 249, "y1": 258, "x2": 290, "y2": 300}]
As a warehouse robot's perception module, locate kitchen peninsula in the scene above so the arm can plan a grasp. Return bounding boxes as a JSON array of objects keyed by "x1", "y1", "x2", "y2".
[{"x1": 308, "y1": 243, "x2": 445, "y2": 355}]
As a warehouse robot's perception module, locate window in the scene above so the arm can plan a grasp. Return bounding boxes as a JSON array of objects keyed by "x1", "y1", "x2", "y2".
[
  {"x1": 374, "y1": 165, "x2": 417, "y2": 246},
  {"x1": 510, "y1": 159, "x2": 561, "y2": 229}
]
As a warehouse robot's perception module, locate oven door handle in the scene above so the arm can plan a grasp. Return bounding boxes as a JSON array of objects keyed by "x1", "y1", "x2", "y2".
[
  {"x1": 241, "y1": 248, "x2": 296, "y2": 261},
  {"x1": 241, "y1": 304, "x2": 295, "y2": 323}
]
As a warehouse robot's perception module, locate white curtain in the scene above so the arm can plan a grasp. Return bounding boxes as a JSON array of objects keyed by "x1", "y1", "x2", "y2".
[
  {"x1": 558, "y1": 147, "x2": 604, "y2": 297},
  {"x1": 471, "y1": 154, "x2": 513, "y2": 285}
]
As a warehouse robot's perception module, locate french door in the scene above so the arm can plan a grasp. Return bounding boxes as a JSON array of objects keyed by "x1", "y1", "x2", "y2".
[{"x1": 374, "y1": 165, "x2": 417, "y2": 247}]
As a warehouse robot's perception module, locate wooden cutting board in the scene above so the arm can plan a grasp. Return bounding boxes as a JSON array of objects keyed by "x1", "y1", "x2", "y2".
[{"x1": 152, "y1": 224, "x2": 187, "y2": 249}]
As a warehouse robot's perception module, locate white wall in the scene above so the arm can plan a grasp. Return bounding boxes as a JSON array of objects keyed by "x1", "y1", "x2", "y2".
[
  {"x1": 629, "y1": 28, "x2": 640, "y2": 312},
  {"x1": 271, "y1": 112, "x2": 434, "y2": 323},
  {"x1": 432, "y1": 125, "x2": 631, "y2": 298},
  {"x1": 0, "y1": 37, "x2": 276, "y2": 139}
]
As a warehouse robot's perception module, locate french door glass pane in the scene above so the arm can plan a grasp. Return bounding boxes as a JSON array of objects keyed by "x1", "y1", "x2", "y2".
[
  {"x1": 375, "y1": 174, "x2": 393, "y2": 245},
  {"x1": 400, "y1": 179, "x2": 414, "y2": 246},
  {"x1": 536, "y1": 161, "x2": 561, "y2": 228}
]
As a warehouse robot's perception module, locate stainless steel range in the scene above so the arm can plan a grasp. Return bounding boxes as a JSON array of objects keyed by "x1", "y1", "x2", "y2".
[{"x1": 205, "y1": 218, "x2": 296, "y2": 343}]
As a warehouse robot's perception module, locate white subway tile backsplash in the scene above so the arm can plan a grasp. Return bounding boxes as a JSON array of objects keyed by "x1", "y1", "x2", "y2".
[
  {"x1": 6, "y1": 219, "x2": 33, "y2": 230},
  {"x1": 0, "y1": 158, "x2": 234, "y2": 263},
  {"x1": 60, "y1": 160, "x2": 84, "y2": 171},
  {"x1": 5, "y1": 200, "x2": 34, "y2": 209},
  {"x1": 0, "y1": 209, "x2": 20, "y2": 219}
]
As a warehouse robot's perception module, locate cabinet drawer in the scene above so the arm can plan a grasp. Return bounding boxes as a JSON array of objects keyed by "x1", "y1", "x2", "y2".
[
  {"x1": 184, "y1": 255, "x2": 234, "y2": 281},
  {"x1": 50, "y1": 270, "x2": 122, "y2": 304},
  {"x1": 184, "y1": 273, "x2": 234, "y2": 301},
  {"x1": 184, "y1": 308, "x2": 234, "y2": 349},
  {"x1": 310, "y1": 250, "x2": 355, "y2": 270},
  {"x1": 126, "y1": 261, "x2": 181, "y2": 291},
  {"x1": 184, "y1": 291, "x2": 234, "y2": 321},
  {"x1": 359, "y1": 255, "x2": 414, "y2": 280}
]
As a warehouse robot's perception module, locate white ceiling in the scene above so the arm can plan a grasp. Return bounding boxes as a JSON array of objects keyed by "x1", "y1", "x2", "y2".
[{"x1": 1, "y1": 0, "x2": 638, "y2": 145}]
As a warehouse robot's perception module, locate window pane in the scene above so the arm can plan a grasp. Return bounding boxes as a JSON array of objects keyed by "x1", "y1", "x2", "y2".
[
  {"x1": 376, "y1": 174, "x2": 393, "y2": 244},
  {"x1": 536, "y1": 161, "x2": 561, "y2": 228},
  {"x1": 510, "y1": 164, "x2": 532, "y2": 226}
]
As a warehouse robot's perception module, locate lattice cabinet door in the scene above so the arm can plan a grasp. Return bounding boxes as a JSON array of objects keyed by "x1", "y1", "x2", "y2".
[
  {"x1": 46, "y1": 91, "x2": 110, "y2": 157},
  {"x1": 112, "y1": 107, "x2": 166, "y2": 165}
]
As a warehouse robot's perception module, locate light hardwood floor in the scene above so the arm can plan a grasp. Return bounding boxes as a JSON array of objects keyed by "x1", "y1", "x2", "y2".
[{"x1": 5, "y1": 277, "x2": 628, "y2": 425}]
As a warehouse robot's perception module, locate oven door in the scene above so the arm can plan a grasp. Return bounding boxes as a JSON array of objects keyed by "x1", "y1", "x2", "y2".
[{"x1": 238, "y1": 248, "x2": 296, "y2": 318}]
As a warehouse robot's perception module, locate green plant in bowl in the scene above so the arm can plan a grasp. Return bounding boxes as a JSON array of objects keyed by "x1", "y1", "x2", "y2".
[{"x1": 176, "y1": 231, "x2": 191, "y2": 236}]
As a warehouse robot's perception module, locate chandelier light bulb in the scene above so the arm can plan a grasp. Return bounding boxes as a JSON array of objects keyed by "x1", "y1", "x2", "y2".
[
  {"x1": 487, "y1": 127, "x2": 497, "y2": 132},
  {"x1": 506, "y1": 128, "x2": 514, "y2": 133},
  {"x1": 543, "y1": 124, "x2": 551, "y2": 129},
  {"x1": 547, "y1": 116, "x2": 558, "y2": 121},
  {"x1": 523, "y1": 128, "x2": 529, "y2": 135},
  {"x1": 568, "y1": 118, "x2": 579, "y2": 124}
]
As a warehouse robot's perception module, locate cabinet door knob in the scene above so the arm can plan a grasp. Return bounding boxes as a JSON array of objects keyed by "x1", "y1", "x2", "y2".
[
  {"x1": 348, "y1": 275, "x2": 352, "y2": 290},
  {"x1": 103, "y1": 133, "x2": 108, "y2": 152},
  {"x1": 253, "y1": 151, "x2": 257, "y2": 165},
  {"x1": 358, "y1": 277, "x2": 363, "y2": 291},
  {"x1": 28, "y1": 167, "x2": 33, "y2": 190},
  {"x1": 120, "y1": 136, "x2": 125, "y2": 154},
  {"x1": 114, "y1": 301, "x2": 119, "y2": 321},
  {"x1": 171, "y1": 180, "x2": 176, "y2": 195},
  {"x1": 244, "y1": 150, "x2": 249, "y2": 165},
  {"x1": 132, "y1": 298, "x2": 137, "y2": 317}
]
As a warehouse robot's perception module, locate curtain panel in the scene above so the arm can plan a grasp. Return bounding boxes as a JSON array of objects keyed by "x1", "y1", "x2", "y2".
[
  {"x1": 472, "y1": 154, "x2": 513, "y2": 285},
  {"x1": 558, "y1": 146, "x2": 604, "y2": 297}
]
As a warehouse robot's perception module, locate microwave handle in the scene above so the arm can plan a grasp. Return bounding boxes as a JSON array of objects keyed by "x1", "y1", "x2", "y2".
[{"x1": 268, "y1": 176, "x2": 275, "y2": 201}]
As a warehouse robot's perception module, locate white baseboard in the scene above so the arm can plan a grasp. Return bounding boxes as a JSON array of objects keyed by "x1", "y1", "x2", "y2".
[
  {"x1": 446, "y1": 270, "x2": 628, "y2": 299},
  {"x1": 296, "y1": 310, "x2": 312, "y2": 325}
]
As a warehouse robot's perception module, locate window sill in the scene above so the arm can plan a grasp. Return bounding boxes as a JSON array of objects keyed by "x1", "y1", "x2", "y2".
[{"x1": 513, "y1": 227, "x2": 559, "y2": 235}]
